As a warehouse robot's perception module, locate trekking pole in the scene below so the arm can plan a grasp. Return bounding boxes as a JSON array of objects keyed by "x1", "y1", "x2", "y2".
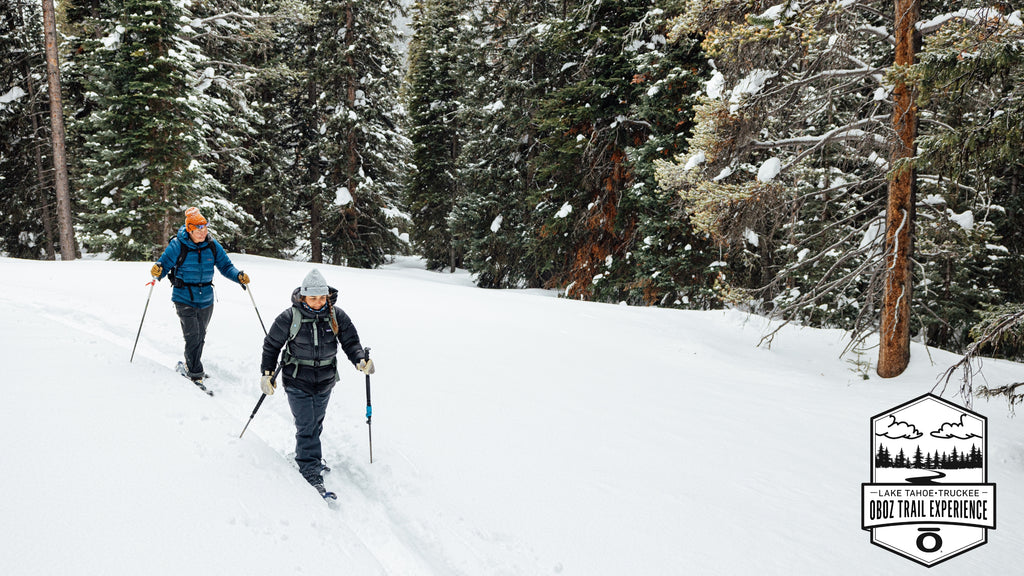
[
  {"x1": 130, "y1": 277, "x2": 157, "y2": 362},
  {"x1": 364, "y1": 347, "x2": 373, "y2": 463},
  {"x1": 238, "y1": 285, "x2": 273, "y2": 439},
  {"x1": 239, "y1": 363, "x2": 282, "y2": 439},
  {"x1": 242, "y1": 283, "x2": 268, "y2": 334}
]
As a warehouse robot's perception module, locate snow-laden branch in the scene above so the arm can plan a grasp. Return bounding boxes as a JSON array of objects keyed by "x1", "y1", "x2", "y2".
[
  {"x1": 202, "y1": 60, "x2": 261, "y2": 72},
  {"x1": 779, "y1": 65, "x2": 883, "y2": 94},
  {"x1": 841, "y1": 54, "x2": 886, "y2": 85},
  {"x1": 855, "y1": 25, "x2": 895, "y2": 46},
  {"x1": 835, "y1": 2, "x2": 1013, "y2": 43},
  {"x1": 918, "y1": 7, "x2": 1022, "y2": 35},
  {"x1": 749, "y1": 115, "x2": 889, "y2": 170},
  {"x1": 190, "y1": 12, "x2": 277, "y2": 28}
]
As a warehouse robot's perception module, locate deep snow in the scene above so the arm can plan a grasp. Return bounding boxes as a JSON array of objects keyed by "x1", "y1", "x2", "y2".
[{"x1": 1, "y1": 254, "x2": 1022, "y2": 575}]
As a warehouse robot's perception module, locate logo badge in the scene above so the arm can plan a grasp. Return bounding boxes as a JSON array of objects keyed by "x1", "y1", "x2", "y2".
[{"x1": 862, "y1": 394, "x2": 996, "y2": 566}]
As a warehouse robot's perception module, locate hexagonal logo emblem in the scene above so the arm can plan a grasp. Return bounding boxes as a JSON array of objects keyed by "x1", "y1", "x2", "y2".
[{"x1": 862, "y1": 394, "x2": 996, "y2": 566}]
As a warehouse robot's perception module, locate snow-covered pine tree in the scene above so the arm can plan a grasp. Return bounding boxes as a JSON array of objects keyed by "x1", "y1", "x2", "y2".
[
  {"x1": 927, "y1": 6, "x2": 1024, "y2": 408},
  {"x1": 915, "y1": 5, "x2": 1022, "y2": 350},
  {"x1": 0, "y1": 0, "x2": 58, "y2": 259},
  {"x1": 177, "y1": 0, "x2": 295, "y2": 254},
  {"x1": 528, "y1": 0, "x2": 660, "y2": 299},
  {"x1": 657, "y1": 0, "x2": 895, "y2": 335},
  {"x1": 449, "y1": 0, "x2": 562, "y2": 288},
  {"x1": 70, "y1": 0, "x2": 251, "y2": 260},
  {"x1": 405, "y1": 0, "x2": 468, "y2": 271},
  {"x1": 211, "y1": 1, "x2": 314, "y2": 258},
  {"x1": 272, "y1": 0, "x2": 409, "y2": 266},
  {"x1": 309, "y1": 0, "x2": 410, "y2": 268},
  {"x1": 263, "y1": 1, "x2": 330, "y2": 262},
  {"x1": 624, "y1": 4, "x2": 720, "y2": 308}
]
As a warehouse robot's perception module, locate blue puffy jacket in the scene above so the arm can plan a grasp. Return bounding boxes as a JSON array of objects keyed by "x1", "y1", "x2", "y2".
[{"x1": 156, "y1": 226, "x2": 242, "y2": 308}]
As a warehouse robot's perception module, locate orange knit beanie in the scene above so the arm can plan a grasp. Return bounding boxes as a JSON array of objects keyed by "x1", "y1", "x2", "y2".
[{"x1": 184, "y1": 207, "x2": 207, "y2": 233}]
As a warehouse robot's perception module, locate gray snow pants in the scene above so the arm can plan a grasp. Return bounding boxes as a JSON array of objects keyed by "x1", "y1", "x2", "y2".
[
  {"x1": 285, "y1": 385, "x2": 332, "y2": 485},
  {"x1": 175, "y1": 302, "x2": 214, "y2": 379}
]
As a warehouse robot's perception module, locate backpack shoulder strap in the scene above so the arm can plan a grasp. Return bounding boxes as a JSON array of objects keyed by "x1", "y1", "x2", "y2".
[
  {"x1": 281, "y1": 306, "x2": 336, "y2": 376},
  {"x1": 172, "y1": 240, "x2": 190, "y2": 271},
  {"x1": 287, "y1": 306, "x2": 303, "y2": 343}
]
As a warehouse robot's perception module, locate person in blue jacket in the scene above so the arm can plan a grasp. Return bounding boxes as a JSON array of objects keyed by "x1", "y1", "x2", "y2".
[{"x1": 150, "y1": 207, "x2": 249, "y2": 388}]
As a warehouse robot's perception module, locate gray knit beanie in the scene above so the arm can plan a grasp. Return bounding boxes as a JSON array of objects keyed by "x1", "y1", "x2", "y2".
[{"x1": 300, "y1": 269, "x2": 329, "y2": 296}]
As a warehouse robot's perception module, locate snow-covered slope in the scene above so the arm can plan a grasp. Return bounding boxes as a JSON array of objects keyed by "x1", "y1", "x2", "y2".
[{"x1": 1, "y1": 255, "x2": 1022, "y2": 575}]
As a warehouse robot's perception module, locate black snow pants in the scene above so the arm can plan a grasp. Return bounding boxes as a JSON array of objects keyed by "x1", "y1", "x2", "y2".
[
  {"x1": 285, "y1": 385, "x2": 332, "y2": 485},
  {"x1": 175, "y1": 302, "x2": 214, "y2": 379}
]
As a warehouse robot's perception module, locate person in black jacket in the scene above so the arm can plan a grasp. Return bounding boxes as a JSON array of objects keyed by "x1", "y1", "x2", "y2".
[{"x1": 259, "y1": 269, "x2": 374, "y2": 494}]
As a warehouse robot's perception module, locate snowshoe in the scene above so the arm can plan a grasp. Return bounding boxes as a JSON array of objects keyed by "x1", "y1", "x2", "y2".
[
  {"x1": 314, "y1": 483, "x2": 337, "y2": 501},
  {"x1": 175, "y1": 361, "x2": 214, "y2": 396},
  {"x1": 191, "y1": 377, "x2": 214, "y2": 396}
]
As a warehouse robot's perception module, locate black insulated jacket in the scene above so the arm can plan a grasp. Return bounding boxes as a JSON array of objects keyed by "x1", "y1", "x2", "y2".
[{"x1": 261, "y1": 287, "x2": 365, "y2": 394}]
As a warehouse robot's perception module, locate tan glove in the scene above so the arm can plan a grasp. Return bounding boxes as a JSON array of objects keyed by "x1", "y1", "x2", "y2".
[
  {"x1": 260, "y1": 370, "x2": 276, "y2": 395},
  {"x1": 151, "y1": 263, "x2": 162, "y2": 278},
  {"x1": 357, "y1": 358, "x2": 375, "y2": 375},
  {"x1": 238, "y1": 271, "x2": 250, "y2": 285}
]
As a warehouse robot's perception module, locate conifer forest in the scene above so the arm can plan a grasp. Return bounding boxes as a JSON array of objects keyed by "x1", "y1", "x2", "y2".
[{"x1": 2, "y1": 2, "x2": 1024, "y2": 379}]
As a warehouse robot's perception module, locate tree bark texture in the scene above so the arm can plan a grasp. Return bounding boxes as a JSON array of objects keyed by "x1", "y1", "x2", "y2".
[
  {"x1": 877, "y1": 0, "x2": 919, "y2": 378},
  {"x1": 42, "y1": 0, "x2": 76, "y2": 260}
]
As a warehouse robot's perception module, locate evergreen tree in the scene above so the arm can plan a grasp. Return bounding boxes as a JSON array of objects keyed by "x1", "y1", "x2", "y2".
[
  {"x1": 875, "y1": 444, "x2": 892, "y2": 468},
  {"x1": 528, "y1": 0, "x2": 664, "y2": 299},
  {"x1": 917, "y1": 6, "x2": 1024, "y2": 349},
  {"x1": 273, "y1": 0, "x2": 410, "y2": 267},
  {"x1": 405, "y1": 0, "x2": 467, "y2": 270},
  {"x1": 0, "y1": 0, "x2": 58, "y2": 259},
  {"x1": 180, "y1": 0, "x2": 296, "y2": 255},
  {"x1": 449, "y1": 0, "x2": 563, "y2": 288},
  {"x1": 657, "y1": 1, "x2": 895, "y2": 335},
  {"x1": 310, "y1": 0, "x2": 410, "y2": 268},
  {"x1": 970, "y1": 444, "x2": 983, "y2": 468},
  {"x1": 619, "y1": 3, "x2": 719, "y2": 307},
  {"x1": 70, "y1": 0, "x2": 250, "y2": 260}
]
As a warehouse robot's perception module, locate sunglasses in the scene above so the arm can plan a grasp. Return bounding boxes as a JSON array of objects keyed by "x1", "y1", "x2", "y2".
[{"x1": 192, "y1": 224, "x2": 207, "y2": 231}]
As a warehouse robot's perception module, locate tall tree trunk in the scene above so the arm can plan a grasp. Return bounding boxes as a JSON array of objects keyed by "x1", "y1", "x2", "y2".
[
  {"x1": 42, "y1": 0, "x2": 76, "y2": 261},
  {"x1": 878, "y1": 0, "x2": 919, "y2": 378}
]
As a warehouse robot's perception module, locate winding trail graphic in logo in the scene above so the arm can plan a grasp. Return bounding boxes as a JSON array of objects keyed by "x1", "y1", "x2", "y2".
[{"x1": 862, "y1": 394, "x2": 995, "y2": 566}]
